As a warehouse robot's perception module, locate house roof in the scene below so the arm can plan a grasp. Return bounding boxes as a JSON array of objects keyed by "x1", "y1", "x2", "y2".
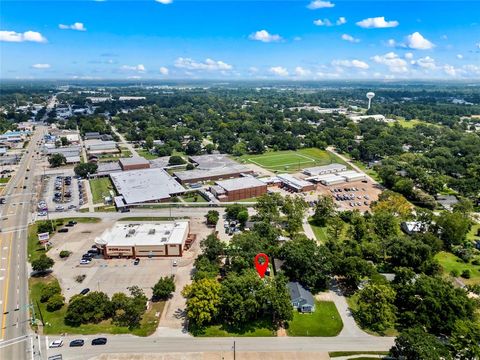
[{"x1": 287, "y1": 281, "x2": 314, "y2": 307}]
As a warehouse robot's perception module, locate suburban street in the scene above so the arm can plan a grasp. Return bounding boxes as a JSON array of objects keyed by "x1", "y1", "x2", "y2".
[{"x1": 0, "y1": 127, "x2": 46, "y2": 360}]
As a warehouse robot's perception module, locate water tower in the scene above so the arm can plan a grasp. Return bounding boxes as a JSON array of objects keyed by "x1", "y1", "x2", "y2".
[{"x1": 366, "y1": 92, "x2": 375, "y2": 110}]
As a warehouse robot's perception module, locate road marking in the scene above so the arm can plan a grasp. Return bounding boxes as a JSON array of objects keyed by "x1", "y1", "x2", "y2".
[{"x1": 1, "y1": 233, "x2": 13, "y2": 339}]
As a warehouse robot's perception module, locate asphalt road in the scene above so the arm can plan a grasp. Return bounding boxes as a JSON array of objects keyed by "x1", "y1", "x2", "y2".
[
  {"x1": 45, "y1": 334, "x2": 395, "y2": 360},
  {"x1": 0, "y1": 126, "x2": 46, "y2": 360}
]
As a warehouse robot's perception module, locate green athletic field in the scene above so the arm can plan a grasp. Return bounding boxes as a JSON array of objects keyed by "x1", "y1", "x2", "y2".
[{"x1": 238, "y1": 148, "x2": 347, "y2": 172}]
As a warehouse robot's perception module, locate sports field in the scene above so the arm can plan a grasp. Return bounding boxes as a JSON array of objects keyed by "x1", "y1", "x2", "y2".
[{"x1": 238, "y1": 148, "x2": 348, "y2": 172}]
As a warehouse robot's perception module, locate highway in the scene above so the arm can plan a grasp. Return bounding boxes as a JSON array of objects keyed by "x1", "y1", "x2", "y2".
[{"x1": 0, "y1": 126, "x2": 46, "y2": 360}]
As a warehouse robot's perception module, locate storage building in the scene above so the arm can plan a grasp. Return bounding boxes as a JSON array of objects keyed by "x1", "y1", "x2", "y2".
[
  {"x1": 119, "y1": 157, "x2": 150, "y2": 171},
  {"x1": 338, "y1": 171, "x2": 367, "y2": 182},
  {"x1": 212, "y1": 176, "x2": 267, "y2": 202},
  {"x1": 277, "y1": 174, "x2": 315, "y2": 192},
  {"x1": 303, "y1": 163, "x2": 347, "y2": 176}
]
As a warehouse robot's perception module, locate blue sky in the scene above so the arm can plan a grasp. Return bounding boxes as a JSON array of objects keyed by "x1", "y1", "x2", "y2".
[{"x1": 1, "y1": 0, "x2": 479, "y2": 80}]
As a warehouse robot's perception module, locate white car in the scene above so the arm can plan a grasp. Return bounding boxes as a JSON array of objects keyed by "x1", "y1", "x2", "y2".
[
  {"x1": 49, "y1": 339, "x2": 63, "y2": 348},
  {"x1": 79, "y1": 259, "x2": 91, "y2": 265}
]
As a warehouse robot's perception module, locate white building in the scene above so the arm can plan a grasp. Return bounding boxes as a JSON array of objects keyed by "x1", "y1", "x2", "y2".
[{"x1": 303, "y1": 163, "x2": 347, "y2": 177}]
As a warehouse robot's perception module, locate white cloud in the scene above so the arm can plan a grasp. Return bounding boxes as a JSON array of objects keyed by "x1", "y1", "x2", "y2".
[
  {"x1": 404, "y1": 52, "x2": 414, "y2": 60},
  {"x1": 31, "y1": 63, "x2": 51, "y2": 69},
  {"x1": 456, "y1": 54, "x2": 464, "y2": 59},
  {"x1": 336, "y1": 17, "x2": 347, "y2": 25},
  {"x1": 332, "y1": 59, "x2": 369, "y2": 69},
  {"x1": 313, "y1": 19, "x2": 332, "y2": 26},
  {"x1": 269, "y1": 66, "x2": 289, "y2": 77},
  {"x1": 372, "y1": 52, "x2": 408, "y2": 73},
  {"x1": 0, "y1": 30, "x2": 47, "y2": 43},
  {"x1": 341, "y1": 34, "x2": 360, "y2": 43},
  {"x1": 294, "y1": 67, "x2": 311, "y2": 76},
  {"x1": 406, "y1": 32, "x2": 434, "y2": 50},
  {"x1": 356, "y1": 17, "x2": 399, "y2": 29},
  {"x1": 386, "y1": 39, "x2": 397, "y2": 47},
  {"x1": 476, "y1": 42, "x2": 480, "y2": 49},
  {"x1": 59, "y1": 22, "x2": 86, "y2": 31},
  {"x1": 412, "y1": 56, "x2": 436, "y2": 70},
  {"x1": 159, "y1": 66, "x2": 169, "y2": 75},
  {"x1": 121, "y1": 64, "x2": 146, "y2": 72},
  {"x1": 443, "y1": 64, "x2": 459, "y2": 77},
  {"x1": 249, "y1": 30, "x2": 282, "y2": 43},
  {"x1": 155, "y1": 0, "x2": 173, "y2": 4},
  {"x1": 293, "y1": 36, "x2": 302, "y2": 41},
  {"x1": 174, "y1": 57, "x2": 233, "y2": 71},
  {"x1": 248, "y1": 66, "x2": 259, "y2": 73},
  {"x1": 127, "y1": 76, "x2": 142, "y2": 79},
  {"x1": 307, "y1": 1, "x2": 335, "y2": 9}
]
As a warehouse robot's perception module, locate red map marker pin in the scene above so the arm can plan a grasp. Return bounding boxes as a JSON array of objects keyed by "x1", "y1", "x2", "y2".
[{"x1": 254, "y1": 253, "x2": 269, "y2": 278}]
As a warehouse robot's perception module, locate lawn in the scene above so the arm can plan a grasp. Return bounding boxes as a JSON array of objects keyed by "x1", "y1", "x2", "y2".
[
  {"x1": 286, "y1": 300, "x2": 343, "y2": 336},
  {"x1": 29, "y1": 276, "x2": 164, "y2": 336},
  {"x1": 435, "y1": 251, "x2": 480, "y2": 285},
  {"x1": 0, "y1": 177, "x2": 10, "y2": 184},
  {"x1": 390, "y1": 118, "x2": 441, "y2": 129},
  {"x1": 89, "y1": 177, "x2": 115, "y2": 204},
  {"x1": 137, "y1": 149, "x2": 158, "y2": 160},
  {"x1": 238, "y1": 148, "x2": 348, "y2": 173},
  {"x1": 180, "y1": 192, "x2": 208, "y2": 203},
  {"x1": 308, "y1": 219, "x2": 328, "y2": 243},
  {"x1": 194, "y1": 319, "x2": 276, "y2": 337}
]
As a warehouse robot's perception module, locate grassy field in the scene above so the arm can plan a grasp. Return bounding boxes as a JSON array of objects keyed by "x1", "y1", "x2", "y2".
[
  {"x1": 286, "y1": 300, "x2": 343, "y2": 336},
  {"x1": 194, "y1": 319, "x2": 275, "y2": 337},
  {"x1": 308, "y1": 219, "x2": 329, "y2": 243},
  {"x1": 29, "y1": 276, "x2": 164, "y2": 336},
  {"x1": 89, "y1": 177, "x2": 115, "y2": 204},
  {"x1": 137, "y1": 149, "x2": 158, "y2": 160},
  {"x1": 435, "y1": 251, "x2": 480, "y2": 285},
  {"x1": 390, "y1": 118, "x2": 441, "y2": 129},
  {"x1": 180, "y1": 192, "x2": 208, "y2": 203},
  {"x1": 238, "y1": 148, "x2": 348, "y2": 173}
]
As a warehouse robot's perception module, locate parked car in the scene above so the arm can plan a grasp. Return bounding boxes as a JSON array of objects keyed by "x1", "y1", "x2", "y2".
[
  {"x1": 79, "y1": 259, "x2": 91, "y2": 265},
  {"x1": 58, "y1": 228, "x2": 68, "y2": 233},
  {"x1": 80, "y1": 288, "x2": 90, "y2": 295},
  {"x1": 134, "y1": 258, "x2": 140, "y2": 265},
  {"x1": 69, "y1": 339, "x2": 84, "y2": 347},
  {"x1": 49, "y1": 339, "x2": 63, "y2": 348},
  {"x1": 91, "y1": 337, "x2": 107, "y2": 346}
]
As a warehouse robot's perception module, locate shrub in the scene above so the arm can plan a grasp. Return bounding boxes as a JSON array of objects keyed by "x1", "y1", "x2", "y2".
[
  {"x1": 461, "y1": 270, "x2": 471, "y2": 279},
  {"x1": 59, "y1": 250, "x2": 71, "y2": 258},
  {"x1": 450, "y1": 269, "x2": 460, "y2": 277},
  {"x1": 40, "y1": 282, "x2": 61, "y2": 303},
  {"x1": 75, "y1": 274, "x2": 86, "y2": 283},
  {"x1": 152, "y1": 276, "x2": 175, "y2": 301},
  {"x1": 46, "y1": 294, "x2": 65, "y2": 312},
  {"x1": 472, "y1": 259, "x2": 480, "y2": 266},
  {"x1": 186, "y1": 163, "x2": 195, "y2": 170}
]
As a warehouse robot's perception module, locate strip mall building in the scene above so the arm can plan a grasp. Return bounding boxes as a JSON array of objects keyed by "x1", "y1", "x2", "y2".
[{"x1": 95, "y1": 221, "x2": 190, "y2": 258}]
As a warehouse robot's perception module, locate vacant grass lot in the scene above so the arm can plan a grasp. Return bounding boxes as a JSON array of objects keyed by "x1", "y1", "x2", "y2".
[
  {"x1": 137, "y1": 149, "x2": 158, "y2": 160},
  {"x1": 194, "y1": 319, "x2": 275, "y2": 337},
  {"x1": 286, "y1": 300, "x2": 343, "y2": 336},
  {"x1": 308, "y1": 219, "x2": 328, "y2": 243},
  {"x1": 29, "y1": 276, "x2": 164, "y2": 336},
  {"x1": 238, "y1": 148, "x2": 347, "y2": 173},
  {"x1": 89, "y1": 177, "x2": 115, "y2": 204},
  {"x1": 435, "y1": 251, "x2": 480, "y2": 285}
]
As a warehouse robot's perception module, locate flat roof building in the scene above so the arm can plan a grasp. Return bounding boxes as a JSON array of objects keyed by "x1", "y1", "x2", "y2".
[
  {"x1": 95, "y1": 221, "x2": 189, "y2": 258},
  {"x1": 310, "y1": 174, "x2": 347, "y2": 186},
  {"x1": 212, "y1": 176, "x2": 267, "y2": 202},
  {"x1": 189, "y1": 154, "x2": 239, "y2": 169},
  {"x1": 119, "y1": 157, "x2": 150, "y2": 171},
  {"x1": 338, "y1": 170, "x2": 367, "y2": 182},
  {"x1": 303, "y1": 163, "x2": 347, "y2": 176},
  {"x1": 277, "y1": 174, "x2": 315, "y2": 192},
  {"x1": 110, "y1": 168, "x2": 186, "y2": 204},
  {"x1": 174, "y1": 164, "x2": 252, "y2": 184},
  {"x1": 85, "y1": 139, "x2": 118, "y2": 155}
]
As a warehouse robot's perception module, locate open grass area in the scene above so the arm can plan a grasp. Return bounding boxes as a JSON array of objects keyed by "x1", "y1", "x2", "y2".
[
  {"x1": 0, "y1": 177, "x2": 10, "y2": 184},
  {"x1": 180, "y1": 192, "x2": 208, "y2": 203},
  {"x1": 29, "y1": 276, "x2": 164, "y2": 336},
  {"x1": 89, "y1": 177, "x2": 115, "y2": 204},
  {"x1": 308, "y1": 219, "x2": 328, "y2": 243},
  {"x1": 137, "y1": 149, "x2": 158, "y2": 160},
  {"x1": 286, "y1": 300, "x2": 343, "y2": 336},
  {"x1": 238, "y1": 148, "x2": 348, "y2": 173},
  {"x1": 435, "y1": 251, "x2": 480, "y2": 285},
  {"x1": 194, "y1": 319, "x2": 276, "y2": 337}
]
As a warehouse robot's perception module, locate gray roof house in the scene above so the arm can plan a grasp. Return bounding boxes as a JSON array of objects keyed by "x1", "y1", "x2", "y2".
[{"x1": 287, "y1": 282, "x2": 315, "y2": 313}]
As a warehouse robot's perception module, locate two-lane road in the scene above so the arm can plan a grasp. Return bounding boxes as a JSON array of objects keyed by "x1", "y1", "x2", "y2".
[{"x1": 0, "y1": 127, "x2": 46, "y2": 360}]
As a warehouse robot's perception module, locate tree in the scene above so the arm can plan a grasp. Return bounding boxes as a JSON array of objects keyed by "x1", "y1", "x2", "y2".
[
  {"x1": 168, "y1": 155, "x2": 186, "y2": 165},
  {"x1": 335, "y1": 256, "x2": 374, "y2": 289},
  {"x1": 372, "y1": 190, "x2": 412, "y2": 219},
  {"x1": 40, "y1": 282, "x2": 61, "y2": 302},
  {"x1": 46, "y1": 294, "x2": 65, "y2": 312},
  {"x1": 185, "y1": 140, "x2": 202, "y2": 155},
  {"x1": 112, "y1": 286, "x2": 148, "y2": 329},
  {"x1": 450, "y1": 320, "x2": 480, "y2": 360},
  {"x1": 205, "y1": 143, "x2": 215, "y2": 154},
  {"x1": 390, "y1": 327, "x2": 452, "y2": 360},
  {"x1": 281, "y1": 195, "x2": 307, "y2": 235},
  {"x1": 65, "y1": 291, "x2": 113, "y2": 326},
  {"x1": 354, "y1": 284, "x2": 397, "y2": 333},
  {"x1": 152, "y1": 276, "x2": 175, "y2": 301},
  {"x1": 237, "y1": 210, "x2": 249, "y2": 227},
  {"x1": 312, "y1": 195, "x2": 336, "y2": 227},
  {"x1": 182, "y1": 278, "x2": 221, "y2": 327},
  {"x1": 435, "y1": 211, "x2": 471, "y2": 248},
  {"x1": 258, "y1": 274, "x2": 293, "y2": 327},
  {"x1": 372, "y1": 210, "x2": 399, "y2": 240},
  {"x1": 326, "y1": 216, "x2": 344, "y2": 242},
  {"x1": 74, "y1": 162, "x2": 98, "y2": 178},
  {"x1": 280, "y1": 237, "x2": 332, "y2": 290},
  {"x1": 59, "y1": 250, "x2": 71, "y2": 258},
  {"x1": 193, "y1": 255, "x2": 220, "y2": 280},
  {"x1": 205, "y1": 210, "x2": 219, "y2": 226},
  {"x1": 201, "y1": 233, "x2": 224, "y2": 262},
  {"x1": 32, "y1": 255, "x2": 55, "y2": 274},
  {"x1": 48, "y1": 153, "x2": 66, "y2": 168},
  {"x1": 386, "y1": 236, "x2": 434, "y2": 272},
  {"x1": 225, "y1": 204, "x2": 248, "y2": 221}
]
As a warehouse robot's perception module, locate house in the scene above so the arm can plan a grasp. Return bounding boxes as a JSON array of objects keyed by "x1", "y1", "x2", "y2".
[
  {"x1": 287, "y1": 281, "x2": 315, "y2": 313},
  {"x1": 401, "y1": 221, "x2": 428, "y2": 235},
  {"x1": 436, "y1": 195, "x2": 459, "y2": 211}
]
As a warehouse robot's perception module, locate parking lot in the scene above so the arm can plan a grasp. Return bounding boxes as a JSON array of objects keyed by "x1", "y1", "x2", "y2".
[
  {"x1": 316, "y1": 180, "x2": 382, "y2": 212},
  {"x1": 39, "y1": 174, "x2": 85, "y2": 216}
]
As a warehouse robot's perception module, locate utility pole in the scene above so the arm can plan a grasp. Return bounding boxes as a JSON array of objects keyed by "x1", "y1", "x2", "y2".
[{"x1": 233, "y1": 341, "x2": 236, "y2": 360}]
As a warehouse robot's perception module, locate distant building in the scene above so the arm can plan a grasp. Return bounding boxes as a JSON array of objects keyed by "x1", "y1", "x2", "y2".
[
  {"x1": 349, "y1": 114, "x2": 387, "y2": 123},
  {"x1": 211, "y1": 176, "x2": 267, "y2": 202},
  {"x1": 95, "y1": 221, "x2": 190, "y2": 258},
  {"x1": 110, "y1": 168, "x2": 185, "y2": 205},
  {"x1": 401, "y1": 221, "x2": 428, "y2": 235},
  {"x1": 277, "y1": 174, "x2": 315, "y2": 192},
  {"x1": 85, "y1": 139, "x2": 119, "y2": 155},
  {"x1": 84, "y1": 132, "x2": 101, "y2": 140},
  {"x1": 303, "y1": 163, "x2": 347, "y2": 177},
  {"x1": 288, "y1": 282, "x2": 315, "y2": 313},
  {"x1": 119, "y1": 157, "x2": 150, "y2": 171},
  {"x1": 436, "y1": 195, "x2": 459, "y2": 211}
]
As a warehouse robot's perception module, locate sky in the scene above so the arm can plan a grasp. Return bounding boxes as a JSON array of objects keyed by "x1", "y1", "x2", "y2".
[{"x1": 1, "y1": 0, "x2": 480, "y2": 80}]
